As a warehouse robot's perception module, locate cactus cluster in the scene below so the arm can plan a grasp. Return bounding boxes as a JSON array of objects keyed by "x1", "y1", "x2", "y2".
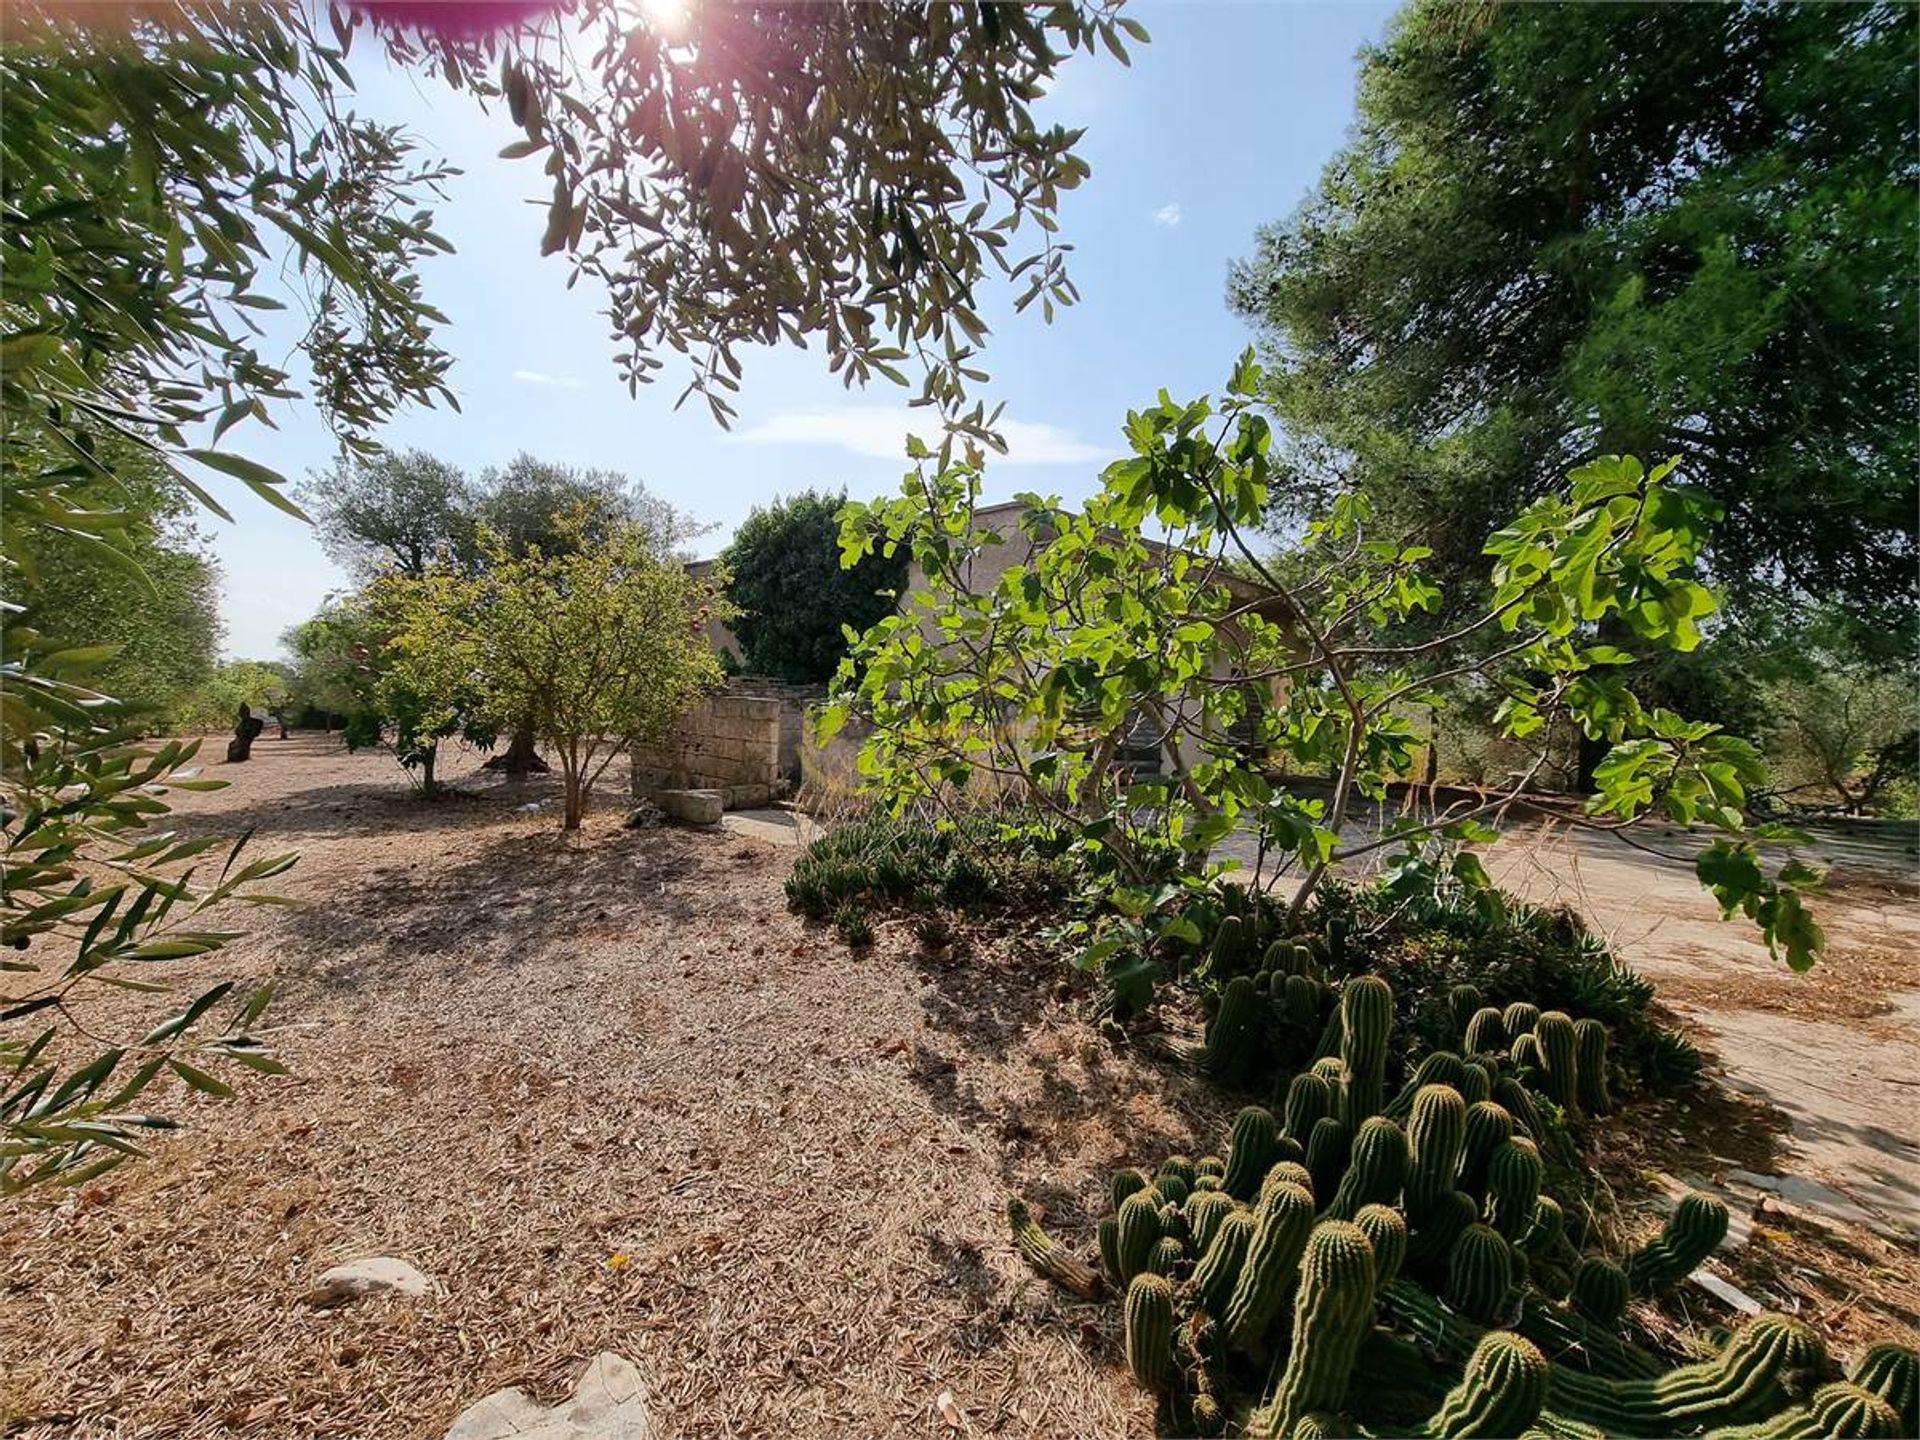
[{"x1": 1004, "y1": 954, "x2": 1905, "y2": 1439}]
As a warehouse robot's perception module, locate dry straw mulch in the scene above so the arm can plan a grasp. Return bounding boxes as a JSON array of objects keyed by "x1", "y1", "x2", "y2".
[{"x1": 0, "y1": 740, "x2": 1224, "y2": 1438}]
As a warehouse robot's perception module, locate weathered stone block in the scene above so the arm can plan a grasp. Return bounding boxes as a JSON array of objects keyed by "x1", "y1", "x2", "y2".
[{"x1": 655, "y1": 789, "x2": 723, "y2": 825}]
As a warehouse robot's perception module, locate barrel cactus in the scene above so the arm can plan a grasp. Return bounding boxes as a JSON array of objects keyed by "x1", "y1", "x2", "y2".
[
  {"x1": 1386, "y1": 1051, "x2": 1468, "y2": 1120},
  {"x1": 1284, "y1": 1070, "x2": 1337, "y2": 1144},
  {"x1": 1449, "y1": 984, "x2": 1484, "y2": 1033},
  {"x1": 1355, "y1": 1203, "x2": 1409, "y2": 1285},
  {"x1": 1483, "y1": 1137, "x2": 1545, "y2": 1242},
  {"x1": 1204, "y1": 975, "x2": 1266, "y2": 1084},
  {"x1": 1160, "y1": 1155, "x2": 1199, "y2": 1188},
  {"x1": 1625, "y1": 1191, "x2": 1730, "y2": 1294},
  {"x1": 1148, "y1": 1235, "x2": 1187, "y2": 1276},
  {"x1": 1258, "y1": 1220, "x2": 1378, "y2": 1437},
  {"x1": 1191, "y1": 1208, "x2": 1258, "y2": 1319},
  {"x1": 1125, "y1": 1272, "x2": 1176, "y2": 1389},
  {"x1": 1185, "y1": 1188, "x2": 1239, "y2": 1257},
  {"x1": 1534, "y1": 1011, "x2": 1579, "y2": 1108},
  {"x1": 1511, "y1": 1033, "x2": 1545, "y2": 1073},
  {"x1": 1464, "y1": 1006, "x2": 1508, "y2": 1057},
  {"x1": 1111, "y1": 1167, "x2": 1152, "y2": 1209},
  {"x1": 1518, "y1": 1195, "x2": 1565, "y2": 1266},
  {"x1": 1549, "y1": 1314, "x2": 1827, "y2": 1433},
  {"x1": 1459, "y1": 1061, "x2": 1493, "y2": 1105},
  {"x1": 1223, "y1": 1105, "x2": 1281, "y2": 1202},
  {"x1": 1446, "y1": 1223, "x2": 1518, "y2": 1326},
  {"x1": 1850, "y1": 1342, "x2": 1918, "y2": 1436},
  {"x1": 1098, "y1": 1213, "x2": 1121, "y2": 1283},
  {"x1": 1283, "y1": 972, "x2": 1323, "y2": 1028},
  {"x1": 1326, "y1": 1115, "x2": 1410, "y2": 1220},
  {"x1": 1408, "y1": 1189, "x2": 1481, "y2": 1273},
  {"x1": 1406, "y1": 1083, "x2": 1468, "y2": 1221},
  {"x1": 1223, "y1": 1180, "x2": 1317, "y2": 1351},
  {"x1": 1571, "y1": 1256, "x2": 1631, "y2": 1325},
  {"x1": 1339, "y1": 975, "x2": 1395, "y2": 1123},
  {"x1": 1459, "y1": 1100, "x2": 1516, "y2": 1197},
  {"x1": 1502, "y1": 1002, "x2": 1541, "y2": 1037},
  {"x1": 1196, "y1": 1154, "x2": 1227, "y2": 1180},
  {"x1": 1423, "y1": 1331, "x2": 1550, "y2": 1438},
  {"x1": 1157, "y1": 1173, "x2": 1192, "y2": 1207},
  {"x1": 1305, "y1": 1115, "x2": 1351, "y2": 1202},
  {"x1": 1573, "y1": 1017, "x2": 1612, "y2": 1115},
  {"x1": 1007, "y1": 1198, "x2": 1103, "y2": 1299},
  {"x1": 1116, "y1": 1189, "x2": 1166, "y2": 1283},
  {"x1": 1262, "y1": 1160, "x2": 1316, "y2": 1203},
  {"x1": 1703, "y1": 1382, "x2": 1904, "y2": 1440}
]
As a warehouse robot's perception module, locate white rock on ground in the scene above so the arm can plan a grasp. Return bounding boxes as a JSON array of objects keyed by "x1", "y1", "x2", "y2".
[
  {"x1": 308, "y1": 1256, "x2": 433, "y2": 1305},
  {"x1": 445, "y1": 1353, "x2": 650, "y2": 1440}
]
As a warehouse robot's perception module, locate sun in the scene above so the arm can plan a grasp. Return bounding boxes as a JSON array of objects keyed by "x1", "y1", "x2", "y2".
[{"x1": 638, "y1": 0, "x2": 691, "y2": 36}]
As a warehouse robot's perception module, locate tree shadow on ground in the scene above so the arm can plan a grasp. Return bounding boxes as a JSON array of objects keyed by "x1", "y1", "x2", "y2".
[{"x1": 274, "y1": 822, "x2": 708, "y2": 995}]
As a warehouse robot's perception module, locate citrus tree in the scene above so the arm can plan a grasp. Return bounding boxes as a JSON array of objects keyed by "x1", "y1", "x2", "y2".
[
  {"x1": 828, "y1": 354, "x2": 1826, "y2": 1010},
  {"x1": 455, "y1": 518, "x2": 727, "y2": 830}
]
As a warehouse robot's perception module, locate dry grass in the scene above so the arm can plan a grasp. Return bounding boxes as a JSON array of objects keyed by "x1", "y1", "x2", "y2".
[{"x1": 0, "y1": 738, "x2": 1224, "y2": 1439}]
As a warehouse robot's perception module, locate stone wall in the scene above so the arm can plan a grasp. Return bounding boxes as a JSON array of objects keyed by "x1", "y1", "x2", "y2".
[
  {"x1": 722, "y1": 674, "x2": 826, "y2": 783},
  {"x1": 630, "y1": 691, "x2": 782, "y2": 810}
]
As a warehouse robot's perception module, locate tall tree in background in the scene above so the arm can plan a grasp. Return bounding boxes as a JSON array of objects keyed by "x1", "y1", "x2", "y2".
[
  {"x1": 303, "y1": 448, "x2": 475, "y2": 580},
  {"x1": 720, "y1": 490, "x2": 909, "y2": 683},
  {"x1": 1228, "y1": 1, "x2": 1917, "y2": 654}
]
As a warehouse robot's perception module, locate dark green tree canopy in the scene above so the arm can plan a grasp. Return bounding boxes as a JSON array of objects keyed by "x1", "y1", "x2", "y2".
[
  {"x1": 720, "y1": 489, "x2": 909, "y2": 683},
  {"x1": 1228, "y1": 0, "x2": 1917, "y2": 648}
]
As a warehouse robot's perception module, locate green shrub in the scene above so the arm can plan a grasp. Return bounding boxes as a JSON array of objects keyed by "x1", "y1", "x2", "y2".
[{"x1": 833, "y1": 902, "x2": 874, "y2": 948}]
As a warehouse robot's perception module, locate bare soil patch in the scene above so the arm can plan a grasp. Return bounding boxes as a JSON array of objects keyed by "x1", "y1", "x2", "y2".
[{"x1": 0, "y1": 737, "x2": 1221, "y2": 1439}]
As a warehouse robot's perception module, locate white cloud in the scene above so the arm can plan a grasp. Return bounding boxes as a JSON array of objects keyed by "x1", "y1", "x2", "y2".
[
  {"x1": 512, "y1": 368, "x2": 586, "y2": 389},
  {"x1": 1152, "y1": 202, "x2": 1183, "y2": 228},
  {"x1": 734, "y1": 407, "x2": 1110, "y2": 467}
]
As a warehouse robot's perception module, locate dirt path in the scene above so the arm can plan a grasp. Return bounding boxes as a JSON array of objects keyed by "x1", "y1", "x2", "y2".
[
  {"x1": 1, "y1": 736, "x2": 1228, "y2": 1439},
  {"x1": 1484, "y1": 821, "x2": 1920, "y2": 1238}
]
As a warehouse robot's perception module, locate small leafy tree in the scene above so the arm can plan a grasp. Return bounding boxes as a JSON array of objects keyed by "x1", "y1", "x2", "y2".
[
  {"x1": 829, "y1": 354, "x2": 1826, "y2": 995},
  {"x1": 1764, "y1": 666, "x2": 1919, "y2": 816},
  {"x1": 720, "y1": 489, "x2": 910, "y2": 683},
  {"x1": 457, "y1": 518, "x2": 727, "y2": 830}
]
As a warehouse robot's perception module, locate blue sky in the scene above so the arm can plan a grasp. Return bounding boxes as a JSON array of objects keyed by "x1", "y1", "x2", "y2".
[{"x1": 211, "y1": 1, "x2": 1396, "y2": 657}]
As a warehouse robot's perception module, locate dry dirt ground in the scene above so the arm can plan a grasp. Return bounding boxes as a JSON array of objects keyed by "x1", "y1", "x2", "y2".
[{"x1": 0, "y1": 736, "x2": 1234, "y2": 1439}]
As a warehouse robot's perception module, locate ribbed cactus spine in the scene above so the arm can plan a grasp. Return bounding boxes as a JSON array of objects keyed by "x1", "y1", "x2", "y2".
[
  {"x1": 1850, "y1": 1342, "x2": 1918, "y2": 1437},
  {"x1": 1305, "y1": 1115, "x2": 1350, "y2": 1202},
  {"x1": 1355, "y1": 1203, "x2": 1409, "y2": 1285},
  {"x1": 1148, "y1": 1235, "x2": 1187, "y2": 1276},
  {"x1": 1339, "y1": 975, "x2": 1394, "y2": 1123},
  {"x1": 1625, "y1": 1191, "x2": 1730, "y2": 1294},
  {"x1": 1007, "y1": 1198, "x2": 1104, "y2": 1299},
  {"x1": 1259, "y1": 1220, "x2": 1378, "y2": 1437},
  {"x1": 1124, "y1": 1272, "x2": 1176, "y2": 1389},
  {"x1": 1406, "y1": 1083, "x2": 1468, "y2": 1222},
  {"x1": 1463, "y1": 1007, "x2": 1508, "y2": 1057},
  {"x1": 1534, "y1": 1011, "x2": 1578, "y2": 1108},
  {"x1": 1573, "y1": 1017, "x2": 1612, "y2": 1115},
  {"x1": 1571, "y1": 1256, "x2": 1630, "y2": 1325},
  {"x1": 1223, "y1": 1105, "x2": 1281, "y2": 1202},
  {"x1": 1446, "y1": 1223, "x2": 1518, "y2": 1325},
  {"x1": 1483, "y1": 1137, "x2": 1544, "y2": 1241},
  {"x1": 1184, "y1": 1189, "x2": 1237, "y2": 1257},
  {"x1": 1423, "y1": 1331, "x2": 1550, "y2": 1439},
  {"x1": 1284, "y1": 1070, "x2": 1337, "y2": 1144},
  {"x1": 1459, "y1": 1100, "x2": 1515, "y2": 1197},
  {"x1": 1223, "y1": 1180, "x2": 1316, "y2": 1351},
  {"x1": 1502, "y1": 1002, "x2": 1541, "y2": 1037},
  {"x1": 1116, "y1": 1190, "x2": 1166, "y2": 1284},
  {"x1": 1386, "y1": 1051, "x2": 1467, "y2": 1120},
  {"x1": 1326, "y1": 1115, "x2": 1410, "y2": 1220},
  {"x1": 1548, "y1": 1315, "x2": 1826, "y2": 1434},
  {"x1": 1191, "y1": 1209, "x2": 1257, "y2": 1319},
  {"x1": 1204, "y1": 974, "x2": 1266, "y2": 1085}
]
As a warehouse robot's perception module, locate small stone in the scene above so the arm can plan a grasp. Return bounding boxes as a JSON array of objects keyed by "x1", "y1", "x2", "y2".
[
  {"x1": 446, "y1": 1352, "x2": 650, "y2": 1439},
  {"x1": 623, "y1": 801, "x2": 666, "y2": 829},
  {"x1": 308, "y1": 1256, "x2": 432, "y2": 1306}
]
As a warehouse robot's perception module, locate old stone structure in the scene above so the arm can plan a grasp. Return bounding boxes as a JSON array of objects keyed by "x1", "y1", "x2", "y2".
[{"x1": 630, "y1": 691, "x2": 781, "y2": 811}]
